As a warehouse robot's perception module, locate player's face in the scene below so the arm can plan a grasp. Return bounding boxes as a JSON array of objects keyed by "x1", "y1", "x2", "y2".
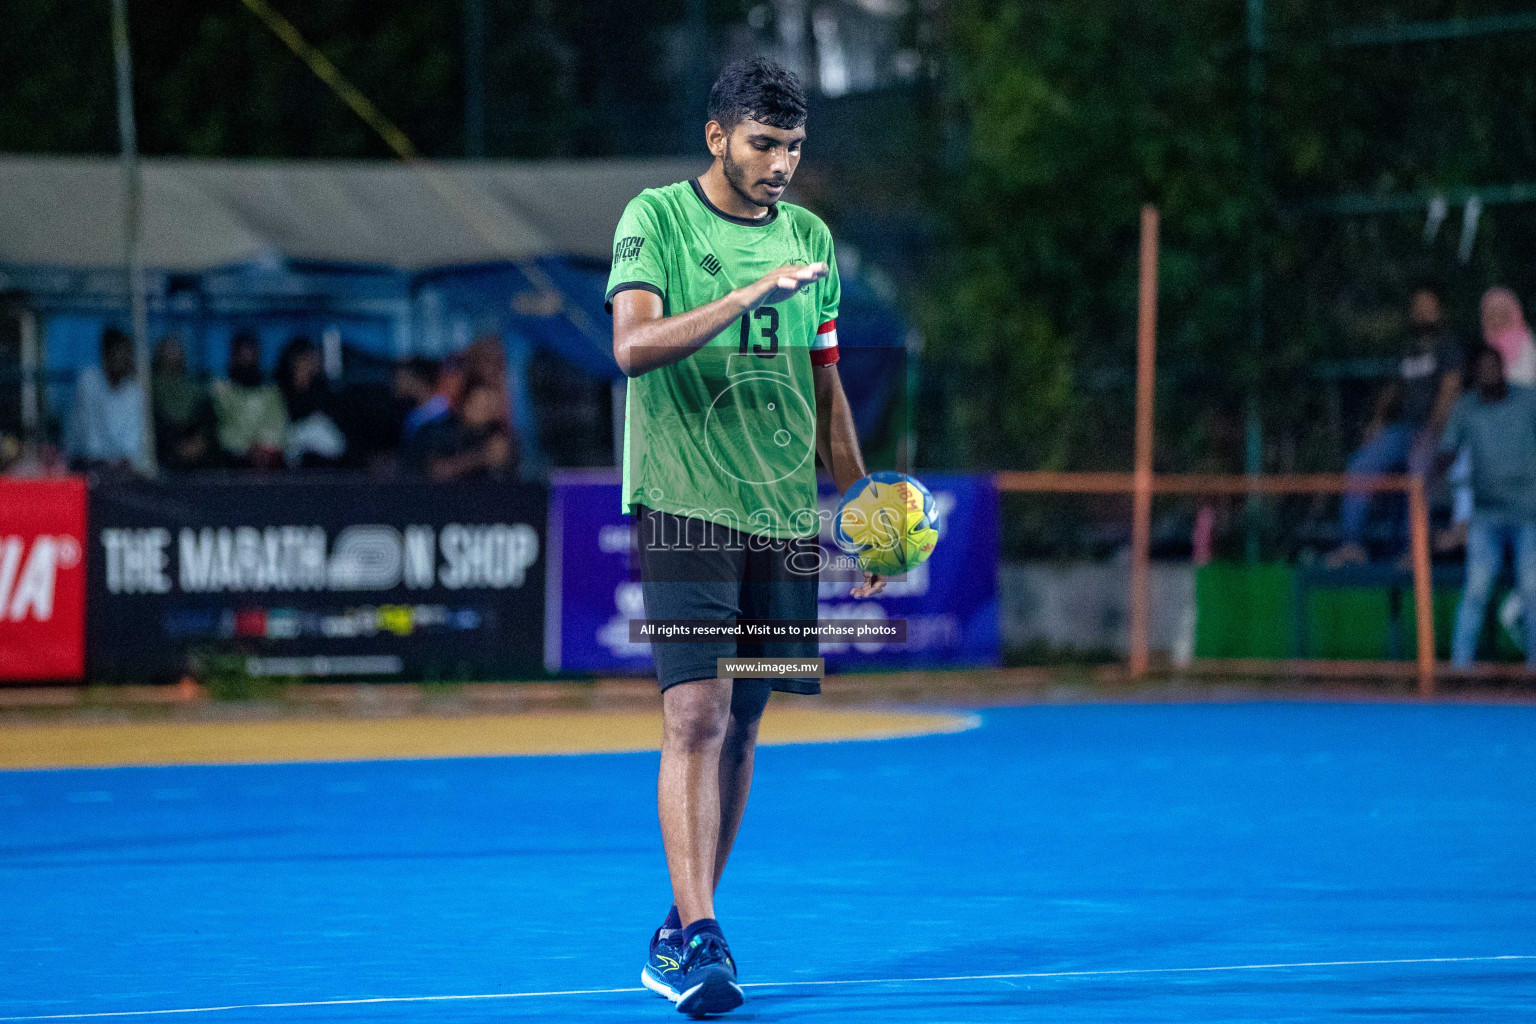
[{"x1": 720, "y1": 120, "x2": 805, "y2": 208}]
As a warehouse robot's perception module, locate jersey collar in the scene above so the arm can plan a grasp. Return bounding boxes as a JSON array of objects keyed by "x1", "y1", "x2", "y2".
[{"x1": 689, "y1": 177, "x2": 779, "y2": 227}]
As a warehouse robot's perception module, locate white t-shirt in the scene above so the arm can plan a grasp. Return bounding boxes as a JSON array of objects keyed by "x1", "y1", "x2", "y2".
[{"x1": 66, "y1": 365, "x2": 147, "y2": 468}]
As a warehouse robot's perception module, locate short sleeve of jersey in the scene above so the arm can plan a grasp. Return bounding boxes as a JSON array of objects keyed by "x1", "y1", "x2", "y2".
[
  {"x1": 810, "y1": 230, "x2": 841, "y2": 366},
  {"x1": 605, "y1": 196, "x2": 669, "y2": 314}
]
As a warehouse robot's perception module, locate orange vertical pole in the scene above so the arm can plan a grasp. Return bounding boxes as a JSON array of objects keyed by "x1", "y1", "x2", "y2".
[
  {"x1": 1408, "y1": 476, "x2": 1436, "y2": 696},
  {"x1": 1130, "y1": 205, "x2": 1160, "y2": 677}
]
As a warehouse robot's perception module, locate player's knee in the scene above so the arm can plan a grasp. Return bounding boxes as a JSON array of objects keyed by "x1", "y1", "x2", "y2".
[
  {"x1": 666, "y1": 709, "x2": 730, "y2": 754},
  {"x1": 663, "y1": 680, "x2": 732, "y2": 753}
]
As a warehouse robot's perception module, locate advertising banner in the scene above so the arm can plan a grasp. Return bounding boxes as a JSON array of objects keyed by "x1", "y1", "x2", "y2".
[
  {"x1": 546, "y1": 472, "x2": 999, "y2": 674},
  {"x1": 88, "y1": 479, "x2": 546, "y2": 679},
  {"x1": 0, "y1": 477, "x2": 88, "y2": 680}
]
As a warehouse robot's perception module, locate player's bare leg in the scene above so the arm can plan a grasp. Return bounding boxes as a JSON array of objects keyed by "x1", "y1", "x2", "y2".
[
  {"x1": 659, "y1": 678, "x2": 734, "y2": 925},
  {"x1": 714, "y1": 681, "x2": 771, "y2": 888},
  {"x1": 659, "y1": 678, "x2": 772, "y2": 924}
]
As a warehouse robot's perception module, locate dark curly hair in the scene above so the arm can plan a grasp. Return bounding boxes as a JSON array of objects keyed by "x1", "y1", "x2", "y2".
[{"x1": 707, "y1": 57, "x2": 807, "y2": 132}]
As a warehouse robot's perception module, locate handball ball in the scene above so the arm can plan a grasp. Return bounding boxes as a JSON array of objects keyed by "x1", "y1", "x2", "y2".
[{"x1": 833, "y1": 471, "x2": 941, "y2": 576}]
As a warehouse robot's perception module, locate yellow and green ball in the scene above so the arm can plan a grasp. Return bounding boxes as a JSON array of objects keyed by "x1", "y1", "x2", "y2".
[{"x1": 833, "y1": 471, "x2": 941, "y2": 576}]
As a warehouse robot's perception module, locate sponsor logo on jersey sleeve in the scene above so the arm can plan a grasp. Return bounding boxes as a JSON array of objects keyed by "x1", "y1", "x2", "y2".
[{"x1": 615, "y1": 236, "x2": 646, "y2": 261}]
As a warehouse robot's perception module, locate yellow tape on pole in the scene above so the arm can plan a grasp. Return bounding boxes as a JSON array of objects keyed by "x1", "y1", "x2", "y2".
[
  {"x1": 233, "y1": 0, "x2": 606, "y2": 346},
  {"x1": 236, "y1": 0, "x2": 418, "y2": 160}
]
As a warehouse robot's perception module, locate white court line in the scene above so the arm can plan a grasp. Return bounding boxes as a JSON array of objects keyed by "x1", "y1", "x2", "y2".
[{"x1": 2, "y1": 955, "x2": 1532, "y2": 1021}]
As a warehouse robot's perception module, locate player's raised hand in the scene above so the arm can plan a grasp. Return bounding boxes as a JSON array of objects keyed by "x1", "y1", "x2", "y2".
[
  {"x1": 741, "y1": 262, "x2": 829, "y2": 309},
  {"x1": 850, "y1": 571, "x2": 886, "y2": 599}
]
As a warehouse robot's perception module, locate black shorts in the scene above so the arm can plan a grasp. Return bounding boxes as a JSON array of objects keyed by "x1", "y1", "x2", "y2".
[{"x1": 634, "y1": 505, "x2": 821, "y2": 694}]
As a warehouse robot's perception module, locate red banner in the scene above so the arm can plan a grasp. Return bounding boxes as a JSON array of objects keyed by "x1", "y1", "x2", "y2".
[{"x1": 0, "y1": 477, "x2": 87, "y2": 680}]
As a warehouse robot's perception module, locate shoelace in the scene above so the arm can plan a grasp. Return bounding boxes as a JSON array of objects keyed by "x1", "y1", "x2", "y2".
[{"x1": 683, "y1": 933, "x2": 736, "y2": 974}]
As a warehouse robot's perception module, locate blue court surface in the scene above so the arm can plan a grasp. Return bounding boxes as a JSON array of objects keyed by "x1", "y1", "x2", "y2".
[{"x1": 3, "y1": 702, "x2": 1536, "y2": 1022}]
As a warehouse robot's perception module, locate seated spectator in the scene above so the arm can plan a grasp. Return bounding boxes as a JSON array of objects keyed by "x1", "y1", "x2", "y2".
[
  {"x1": 276, "y1": 335, "x2": 347, "y2": 468},
  {"x1": 406, "y1": 384, "x2": 516, "y2": 481},
  {"x1": 65, "y1": 326, "x2": 148, "y2": 473},
  {"x1": 1436, "y1": 346, "x2": 1536, "y2": 670},
  {"x1": 1327, "y1": 285, "x2": 1463, "y2": 567},
  {"x1": 392, "y1": 358, "x2": 437, "y2": 435},
  {"x1": 462, "y1": 334, "x2": 513, "y2": 425},
  {"x1": 151, "y1": 334, "x2": 217, "y2": 472},
  {"x1": 462, "y1": 332, "x2": 524, "y2": 475},
  {"x1": 399, "y1": 356, "x2": 463, "y2": 441},
  {"x1": 210, "y1": 331, "x2": 286, "y2": 469}
]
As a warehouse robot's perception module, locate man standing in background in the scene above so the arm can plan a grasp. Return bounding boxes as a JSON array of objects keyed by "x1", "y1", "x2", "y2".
[{"x1": 1437, "y1": 345, "x2": 1536, "y2": 669}]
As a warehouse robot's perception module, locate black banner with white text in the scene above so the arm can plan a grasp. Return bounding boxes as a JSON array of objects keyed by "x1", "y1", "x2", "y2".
[{"x1": 87, "y1": 478, "x2": 546, "y2": 680}]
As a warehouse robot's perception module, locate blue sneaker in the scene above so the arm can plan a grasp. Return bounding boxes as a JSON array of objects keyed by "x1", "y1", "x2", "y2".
[
  {"x1": 641, "y1": 926, "x2": 686, "y2": 1001},
  {"x1": 673, "y1": 931, "x2": 744, "y2": 1017}
]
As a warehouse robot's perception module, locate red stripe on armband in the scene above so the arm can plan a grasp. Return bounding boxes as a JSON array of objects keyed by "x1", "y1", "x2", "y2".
[
  {"x1": 810, "y1": 346, "x2": 840, "y2": 367},
  {"x1": 816, "y1": 320, "x2": 837, "y2": 334}
]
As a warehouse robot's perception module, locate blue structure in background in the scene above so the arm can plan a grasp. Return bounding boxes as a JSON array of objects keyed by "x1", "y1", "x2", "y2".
[
  {"x1": 1, "y1": 157, "x2": 912, "y2": 472},
  {"x1": 24, "y1": 253, "x2": 908, "y2": 473}
]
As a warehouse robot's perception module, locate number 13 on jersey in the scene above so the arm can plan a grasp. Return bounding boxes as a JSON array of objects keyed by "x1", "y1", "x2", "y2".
[{"x1": 739, "y1": 307, "x2": 779, "y2": 357}]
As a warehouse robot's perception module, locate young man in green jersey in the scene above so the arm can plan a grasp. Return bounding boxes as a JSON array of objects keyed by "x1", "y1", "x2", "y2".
[{"x1": 606, "y1": 57, "x2": 883, "y2": 1016}]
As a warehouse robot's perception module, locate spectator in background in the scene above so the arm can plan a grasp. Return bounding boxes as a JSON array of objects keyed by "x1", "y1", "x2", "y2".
[
  {"x1": 210, "y1": 331, "x2": 285, "y2": 469},
  {"x1": 403, "y1": 383, "x2": 515, "y2": 482},
  {"x1": 427, "y1": 384, "x2": 516, "y2": 481},
  {"x1": 399, "y1": 356, "x2": 462, "y2": 442},
  {"x1": 462, "y1": 335, "x2": 513, "y2": 426},
  {"x1": 461, "y1": 333, "x2": 521, "y2": 474},
  {"x1": 396, "y1": 356, "x2": 462, "y2": 474},
  {"x1": 1481, "y1": 287, "x2": 1536, "y2": 386},
  {"x1": 1437, "y1": 345, "x2": 1536, "y2": 670},
  {"x1": 65, "y1": 326, "x2": 148, "y2": 473},
  {"x1": 392, "y1": 358, "x2": 437, "y2": 435},
  {"x1": 1327, "y1": 285, "x2": 1464, "y2": 567},
  {"x1": 151, "y1": 334, "x2": 216, "y2": 472},
  {"x1": 276, "y1": 335, "x2": 347, "y2": 468},
  {"x1": 1439, "y1": 287, "x2": 1536, "y2": 550}
]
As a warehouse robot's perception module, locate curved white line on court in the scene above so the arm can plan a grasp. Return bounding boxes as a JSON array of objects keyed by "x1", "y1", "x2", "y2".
[{"x1": 3, "y1": 955, "x2": 1531, "y2": 1020}]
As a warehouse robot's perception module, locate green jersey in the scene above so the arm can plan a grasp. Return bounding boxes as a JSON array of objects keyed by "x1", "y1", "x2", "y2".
[{"x1": 606, "y1": 178, "x2": 841, "y2": 539}]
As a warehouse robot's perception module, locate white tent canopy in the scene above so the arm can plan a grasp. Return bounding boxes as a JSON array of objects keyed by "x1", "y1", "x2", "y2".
[{"x1": 0, "y1": 155, "x2": 706, "y2": 272}]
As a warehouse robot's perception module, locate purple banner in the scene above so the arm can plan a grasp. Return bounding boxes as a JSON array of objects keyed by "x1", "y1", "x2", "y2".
[{"x1": 545, "y1": 471, "x2": 999, "y2": 674}]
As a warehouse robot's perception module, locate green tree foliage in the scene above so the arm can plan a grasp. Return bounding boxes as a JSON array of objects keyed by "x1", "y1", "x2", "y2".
[
  {"x1": 926, "y1": 1, "x2": 1536, "y2": 477},
  {"x1": 0, "y1": 0, "x2": 709, "y2": 158},
  {"x1": 923, "y1": 0, "x2": 1253, "y2": 472}
]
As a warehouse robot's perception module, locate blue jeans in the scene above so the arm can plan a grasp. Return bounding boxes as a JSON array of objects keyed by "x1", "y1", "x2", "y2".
[
  {"x1": 1448, "y1": 449, "x2": 1473, "y2": 524},
  {"x1": 1452, "y1": 518, "x2": 1536, "y2": 668},
  {"x1": 1340, "y1": 423, "x2": 1428, "y2": 546}
]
